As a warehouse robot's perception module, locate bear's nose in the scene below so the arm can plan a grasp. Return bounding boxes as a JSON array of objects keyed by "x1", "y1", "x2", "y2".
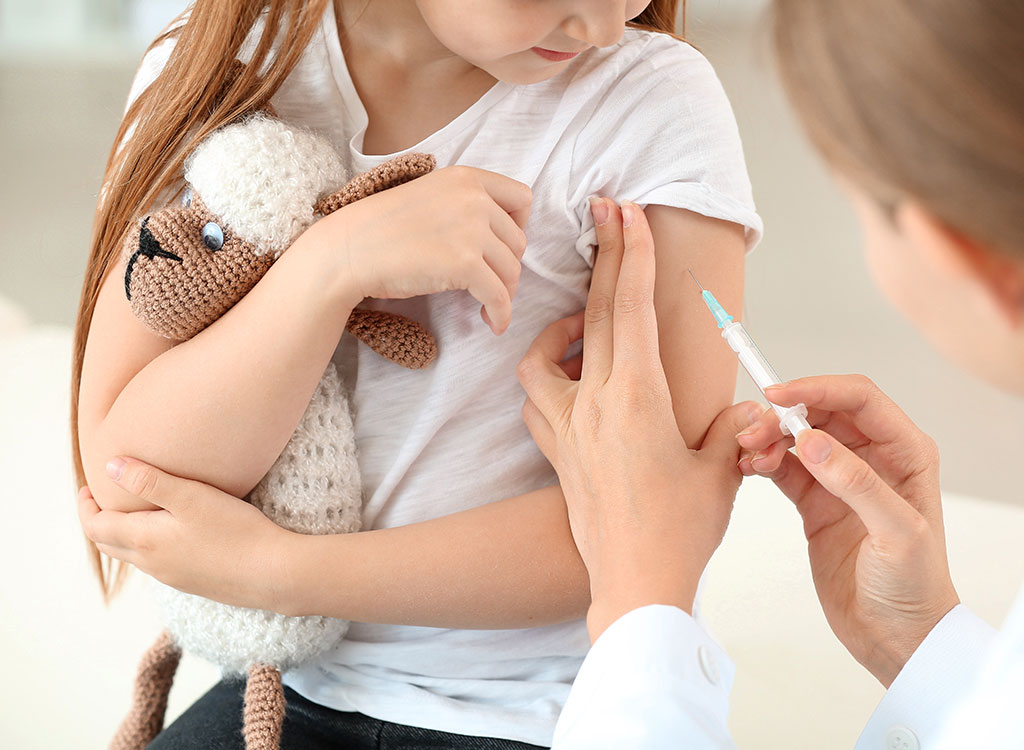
[
  {"x1": 124, "y1": 217, "x2": 183, "y2": 301},
  {"x1": 138, "y1": 217, "x2": 182, "y2": 262}
]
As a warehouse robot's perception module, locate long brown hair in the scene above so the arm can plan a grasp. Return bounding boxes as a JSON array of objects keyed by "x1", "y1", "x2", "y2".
[
  {"x1": 772, "y1": 0, "x2": 1024, "y2": 256},
  {"x1": 73, "y1": 0, "x2": 685, "y2": 600},
  {"x1": 73, "y1": 0, "x2": 330, "y2": 600}
]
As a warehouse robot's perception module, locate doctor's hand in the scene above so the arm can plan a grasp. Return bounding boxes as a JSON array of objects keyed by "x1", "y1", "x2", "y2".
[
  {"x1": 737, "y1": 375, "x2": 960, "y2": 687},
  {"x1": 77, "y1": 458, "x2": 296, "y2": 613},
  {"x1": 517, "y1": 198, "x2": 760, "y2": 643}
]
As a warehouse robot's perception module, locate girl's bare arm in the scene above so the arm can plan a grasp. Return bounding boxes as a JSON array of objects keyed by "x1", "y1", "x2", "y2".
[
  {"x1": 79, "y1": 228, "x2": 361, "y2": 513},
  {"x1": 82, "y1": 205, "x2": 742, "y2": 628},
  {"x1": 281, "y1": 208, "x2": 745, "y2": 626},
  {"x1": 79, "y1": 165, "x2": 531, "y2": 515}
]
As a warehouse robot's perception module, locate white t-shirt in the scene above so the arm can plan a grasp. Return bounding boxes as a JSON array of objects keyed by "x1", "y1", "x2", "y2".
[{"x1": 126, "y1": 6, "x2": 762, "y2": 745}]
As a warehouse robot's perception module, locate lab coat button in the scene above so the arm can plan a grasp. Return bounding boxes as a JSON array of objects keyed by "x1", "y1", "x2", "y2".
[
  {"x1": 697, "y1": 644, "x2": 720, "y2": 685},
  {"x1": 885, "y1": 725, "x2": 919, "y2": 750}
]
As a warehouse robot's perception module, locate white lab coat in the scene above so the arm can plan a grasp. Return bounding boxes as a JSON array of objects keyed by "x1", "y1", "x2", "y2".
[{"x1": 552, "y1": 588, "x2": 1023, "y2": 749}]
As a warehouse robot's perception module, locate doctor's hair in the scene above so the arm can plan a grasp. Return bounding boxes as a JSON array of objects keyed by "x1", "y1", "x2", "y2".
[
  {"x1": 71, "y1": 0, "x2": 685, "y2": 600},
  {"x1": 772, "y1": 0, "x2": 1024, "y2": 257}
]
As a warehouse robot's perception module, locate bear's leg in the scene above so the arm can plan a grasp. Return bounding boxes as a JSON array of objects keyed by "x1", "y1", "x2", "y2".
[
  {"x1": 110, "y1": 630, "x2": 182, "y2": 750},
  {"x1": 242, "y1": 664, "x2": 286, "y2": 750}
]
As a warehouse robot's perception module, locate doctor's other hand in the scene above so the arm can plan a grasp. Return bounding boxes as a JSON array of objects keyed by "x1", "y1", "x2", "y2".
[
  {"x1": 737, "y1": 375, "x2": 960, "y2": 687},
  {"x1": 77, "y1": 459, "x2": 296, "y2": 614},
  {"x1": 517, "y1": 197, "x2": 760, "y2": 643}
]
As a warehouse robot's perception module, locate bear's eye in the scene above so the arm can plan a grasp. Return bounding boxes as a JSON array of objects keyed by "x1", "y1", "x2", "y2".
[
  {"x1": 182, "y1": 188, "x2": 193, "y2": 208},
  {"x1": 201, "y1": 222, "x2": 224, "y2": 251}
]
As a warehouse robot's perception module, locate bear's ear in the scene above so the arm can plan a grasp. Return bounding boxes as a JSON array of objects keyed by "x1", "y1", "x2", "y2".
[{"x1": 314, "y1": 153, "x2": 436, "y2": 216}]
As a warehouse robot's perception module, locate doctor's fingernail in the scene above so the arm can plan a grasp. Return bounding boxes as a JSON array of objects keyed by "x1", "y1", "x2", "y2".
[
  {"x1": 765, "y1": 383, "x2": 788, "y2": 391},
  {"x1": 589, "y1": 196, "x2": 609, "y2": 226},
  {"x1": 106, "y1": 457, "x2": 126, "y2": 482},
  {"x1": 621, "y1": 201, "x2": 637, "y2": 228},
  {"x1": 797, "y1": 432, "x2": 831, "y2": 464}
]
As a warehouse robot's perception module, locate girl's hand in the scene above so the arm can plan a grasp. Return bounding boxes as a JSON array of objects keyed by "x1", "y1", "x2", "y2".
[
  {"x1": 310, "y1": 165, "x2": 532, "y2": 335},
  {"x1": 78, "y1": 457, "x2": 296, "y2": 613},
  {"x1": 516, "y1": 198, "x2": 760, "y2": 642},
  {"x1": 737, "y1": 376, "x2": 960, "y2": 687}
]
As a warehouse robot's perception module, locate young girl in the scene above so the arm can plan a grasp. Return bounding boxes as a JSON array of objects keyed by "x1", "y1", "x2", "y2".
[{"x1": 74, "y1": 0, "x2": 761, "y2": 746}]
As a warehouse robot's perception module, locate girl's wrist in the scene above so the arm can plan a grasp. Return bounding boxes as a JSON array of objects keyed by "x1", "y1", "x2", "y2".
[
  {"x1": 297, "y1": 219, "x2": 365, "y2": 315},
  {"x1": 272, "y1": 529, "x2": 316, "y2": 618}
]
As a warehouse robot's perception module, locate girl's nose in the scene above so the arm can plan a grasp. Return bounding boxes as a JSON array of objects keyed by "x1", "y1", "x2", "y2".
[{"x1": 561, "y1": 2, "x2": 627, "y2": 49}]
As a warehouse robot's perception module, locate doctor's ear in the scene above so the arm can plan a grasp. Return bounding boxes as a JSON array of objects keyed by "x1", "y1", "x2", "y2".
[{"x1": 896, "y1": 203, "x2": 1024, "y2": 330}]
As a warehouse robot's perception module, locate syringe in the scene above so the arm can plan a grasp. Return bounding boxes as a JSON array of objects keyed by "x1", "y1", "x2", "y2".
[{"x1": 689, "y1": 271, "x2": 811, "y2": 437}]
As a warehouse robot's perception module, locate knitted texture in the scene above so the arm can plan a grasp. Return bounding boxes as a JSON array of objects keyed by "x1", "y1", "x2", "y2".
[
  {"x1": 155, "y1": 364, "x2": 358, "y2": 674},
  {"x1": 244, "y1": 665, "x2": 286, "y2": 750},
  {"x1": 116, "y1": 114, "x2": 439, "y2": 750},
  {"x1": 109, "y1": 630, "x2": 182, "y2": 750},
  {"x1": 313, "y1": 153, "x2": 436, "y2": 215},
  {"x1": 123, "y1": 192, "x2": 274, "y2": 340},
  {"x1": 185, "y1": 114, "x2": 347, "y2": 256},
  {"x1": 346, "y1": 309, "x2": 437, "y2": 369}
]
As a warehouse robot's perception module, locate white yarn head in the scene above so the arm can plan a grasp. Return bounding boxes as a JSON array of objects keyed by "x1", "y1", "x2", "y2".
[{"x1": 184, "y1": 114, "x2": 347, "y2": 256}]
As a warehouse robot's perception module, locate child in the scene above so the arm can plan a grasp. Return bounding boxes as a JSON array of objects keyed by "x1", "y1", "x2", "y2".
[{"x1": 74, "y1": 0, "x2": 761, "y2": 746}]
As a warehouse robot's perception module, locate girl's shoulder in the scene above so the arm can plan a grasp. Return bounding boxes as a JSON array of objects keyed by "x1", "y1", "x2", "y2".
[
  {"x1": 550, "y1": 28, "x2": 734, "y2": 139},
  {"x1": 568, "y1": 28, "x2": 720, "y2": 99}
]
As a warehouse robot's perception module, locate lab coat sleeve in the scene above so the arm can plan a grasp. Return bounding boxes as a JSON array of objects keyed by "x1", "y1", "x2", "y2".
[
  {"x1": 552, "y1": 605, "x2": 737, "y2": 749},
  {"x1": 855, "y1": 604, "x2": 997, "y2": 749}
]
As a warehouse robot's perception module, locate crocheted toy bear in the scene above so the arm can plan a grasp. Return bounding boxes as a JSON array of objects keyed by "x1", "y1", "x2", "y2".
[{"x1": 110, "y1": 112, "x2": 437, "y2": 750}]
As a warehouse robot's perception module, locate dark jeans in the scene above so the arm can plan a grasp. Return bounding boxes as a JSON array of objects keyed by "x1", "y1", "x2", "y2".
[{"x1": 147, "y1": 679, "x2": 548, "y2": 750}]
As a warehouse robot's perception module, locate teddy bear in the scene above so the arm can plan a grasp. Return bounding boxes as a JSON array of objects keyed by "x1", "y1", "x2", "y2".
[{"x1": 110, "y1": 112, "x2": 437, "y2": 750}]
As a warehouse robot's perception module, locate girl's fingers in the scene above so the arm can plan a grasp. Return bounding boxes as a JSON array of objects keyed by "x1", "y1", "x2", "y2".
[
  {"x1": 611, "y1": 201, "x2": 661, "y2": 374},
  {"x1": 482, "y1": 239, "x2": 523, "y2": 305},
  {"x1": 474, "y1": 169, "x2": 533, "y2": 229},
  {"x1": 517, "y1": 312, "x2": 586, "y2": 428},
  {"x1": 792, "y1": 429, "x2": 920, "y2": 537},
  {"x1": 467, "y1": 264, "x2": 513, "y2": 334},
  {"x1": 490, "y1": 207, "x2": 529, "y2": 261},
  {"x1": 582, "y1": 197, "x2": 624, "y2": 383},
  {"x1": 766, "y1": 375, "x2": 920, "y2": 446},
  {"x1": 104, "y1": 457, "x2": 191, "y2": 516},
  {"x1": 78, "y1": 486, "x2": 163, "y2": 553}
]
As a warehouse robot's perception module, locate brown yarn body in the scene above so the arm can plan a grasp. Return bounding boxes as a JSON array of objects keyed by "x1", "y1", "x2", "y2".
[
  {"x1": 123, "y1": 148, "x2": 439, "y2": 372},
  {"x1": 109, "y1": 630, "x2": 182, "y2": 750},
  {"x1": 243, "y1": 665, "x2": 287, "y2": 750},
  {"x1": 114, "y1": 134, "x2": 439, "y2": 750}
]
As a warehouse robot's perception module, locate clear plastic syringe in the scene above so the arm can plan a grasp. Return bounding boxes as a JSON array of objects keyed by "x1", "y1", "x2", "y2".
[{"x1": 689, "y1": 271, "x2": 811, "y2": 437}]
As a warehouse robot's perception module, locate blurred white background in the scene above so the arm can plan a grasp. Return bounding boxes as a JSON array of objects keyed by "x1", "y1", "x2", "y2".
[{"x1": 1, "y1": 1, "x2": 1021, "y2": 748}]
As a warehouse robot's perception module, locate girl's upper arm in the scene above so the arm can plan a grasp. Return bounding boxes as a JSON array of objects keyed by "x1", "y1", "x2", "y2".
[
  {"x1": 646, "y1": 204, "x2": 746, "y2": 448},
  {"x1": 77, "y1": 261, "x2": 175, "y2": 482}
]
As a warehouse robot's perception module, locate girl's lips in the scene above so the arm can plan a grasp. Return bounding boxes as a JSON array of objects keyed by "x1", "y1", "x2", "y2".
[{"x1": 531, "y1": 47, "x2": 581, "y2": 62}]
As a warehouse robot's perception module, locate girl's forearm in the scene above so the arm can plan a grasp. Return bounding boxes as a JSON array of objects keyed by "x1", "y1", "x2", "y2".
[
  {"x1": 87, "y1": 226, "x2": 360, "y2": 511},
  {"x1": 280, "y1": 484, "x2": 592, "y2": 628}
]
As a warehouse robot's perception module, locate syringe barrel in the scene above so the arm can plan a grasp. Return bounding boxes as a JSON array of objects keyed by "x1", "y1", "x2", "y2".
[
  {"x1": 721, "y1": 322, "x2": 810, "y2": 437},
  {"x1": 722, "y1": 322, "x2": 782, "y2": 391}
]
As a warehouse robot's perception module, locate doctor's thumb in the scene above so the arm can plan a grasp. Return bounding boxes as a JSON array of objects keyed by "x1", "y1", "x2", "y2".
[{"x1": 794, "y1": 430, "x2": 916, "y2": 536}]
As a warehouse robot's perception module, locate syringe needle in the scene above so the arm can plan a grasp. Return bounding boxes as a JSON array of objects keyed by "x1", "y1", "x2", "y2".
[{"x1": 687, "y1": 269, "x2": 705, "y2": 291}]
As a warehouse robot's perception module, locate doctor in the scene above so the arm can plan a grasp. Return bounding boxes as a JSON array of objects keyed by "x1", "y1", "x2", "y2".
[{"x1": 517, "y1": 0, "x2": 1024, "y2": 747}]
